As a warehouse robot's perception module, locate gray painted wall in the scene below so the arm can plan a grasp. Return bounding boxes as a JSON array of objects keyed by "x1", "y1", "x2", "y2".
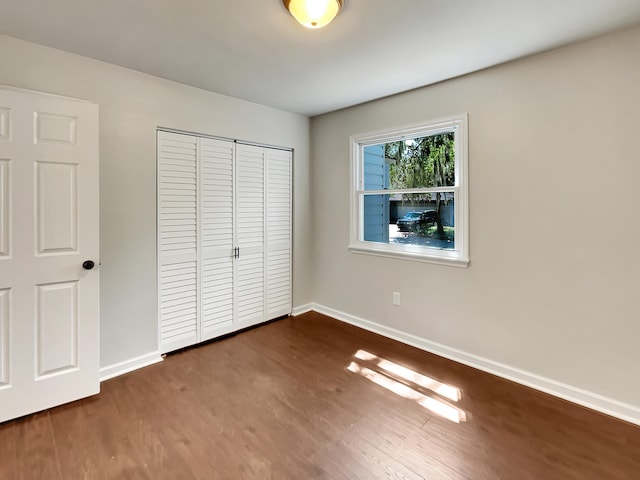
[{"x1": 310, "y1": 26, "x2": 640, "y2": 409}]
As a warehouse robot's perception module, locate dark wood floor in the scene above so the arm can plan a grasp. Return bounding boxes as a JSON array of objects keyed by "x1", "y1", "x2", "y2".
[{"x1": 1, "y1": 312, "x2": 639, "y2": 479}]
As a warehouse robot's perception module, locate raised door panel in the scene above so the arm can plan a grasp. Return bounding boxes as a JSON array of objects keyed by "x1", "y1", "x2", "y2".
[
  {"x1": 157, "y1": 131, "x2": 198, "y2": 353},
  {"x1": 200, "y1": 138, "x2": 234, "y2": 340},
  {"x1": 0, "y1": 159, "x2": 9, "y2": 257},
  {"x1": 235, "y1": 144, "x2": 265, "y2": 329},
  {"x1": 35, "y1": 161, "x2": 78, "y2": 255},
  {"x1": 35, "y1": 281, "x2": 78, "y2": 377},
  {"x1": 0, "y1": 288, "x2": 9, "y2": 388},
  {"x1": 265, "y1": 149, "x2": 292, "y2": 319}
]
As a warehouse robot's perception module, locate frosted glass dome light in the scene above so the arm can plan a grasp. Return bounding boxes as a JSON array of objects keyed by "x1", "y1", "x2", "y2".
[{"x1": 282, "y1": 0, "x2": 344, "y2": 29}]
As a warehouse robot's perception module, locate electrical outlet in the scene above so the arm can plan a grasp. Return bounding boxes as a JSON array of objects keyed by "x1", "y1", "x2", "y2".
[{"x1": 392, "y1": 292, "x2": 401, "y2": 306}]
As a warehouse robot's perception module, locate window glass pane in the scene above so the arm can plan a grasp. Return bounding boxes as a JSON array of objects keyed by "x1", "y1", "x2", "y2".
[
  {"x1": 363, "y1": 132, "x2": 455, "y2": 191},
  {"x1": 363, "y1": 192, "x2": 455, "y2": 250}
]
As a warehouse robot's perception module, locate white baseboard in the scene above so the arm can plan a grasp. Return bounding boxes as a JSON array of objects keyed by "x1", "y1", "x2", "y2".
[
  {"x1": 100, "y1": 351, "x2": 163, "y2": 382},
  {"x1": 311, "y1": 303, "x2": 640, "y2": 426},
  {"x1": 292, "y1": 303, "x2": 314, "y2": 316}
]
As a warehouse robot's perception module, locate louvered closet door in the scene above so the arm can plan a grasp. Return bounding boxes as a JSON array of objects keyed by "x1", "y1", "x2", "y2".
[
  {"x1": 157, "y1": 132, "x2": 198, "y2": 353},
  {"x1": 200, "y1": 138, "x2": 235, "y2": 340},
  {"x1": 235, "y1": 144, "x2": 265, "y2": 329},
  {"x1": 266, "y1": 149, "x2": 292, "y2": 318}
]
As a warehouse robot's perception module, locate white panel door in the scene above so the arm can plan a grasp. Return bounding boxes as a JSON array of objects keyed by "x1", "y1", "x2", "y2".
[
  {"x1": 200, "y1": 138, "x2": 235, "y2": 340},
  {"x1": 157, "y1": 131, "x2": 198, "y2": 353},
  {"x1": 265, "y1": 149, "x2": 292, "y2": 319},
  {"x1": 235, "y1": 144, "x2": 265, "y2": 330},
  {"x1": 0, "y1": 87, "x2": 99, "y2": 423}
]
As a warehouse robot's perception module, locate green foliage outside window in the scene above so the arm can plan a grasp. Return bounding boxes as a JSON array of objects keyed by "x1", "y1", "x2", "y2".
[
  {"x1": 385, "y1": 133, "x2": 455, "y2": 192},
  {"x1": 385, "y1": 132, "x2": 455, "y2": 238}
]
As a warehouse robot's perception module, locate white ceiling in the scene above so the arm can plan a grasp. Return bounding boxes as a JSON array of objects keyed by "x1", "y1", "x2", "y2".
[{"x1": 2, "y1": 0, "x2": 640, "y2": 116}]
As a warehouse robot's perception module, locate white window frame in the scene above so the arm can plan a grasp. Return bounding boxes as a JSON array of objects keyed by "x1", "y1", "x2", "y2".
[{"x1": 349, "y1": 113, "x2": 469, "y2": 267}]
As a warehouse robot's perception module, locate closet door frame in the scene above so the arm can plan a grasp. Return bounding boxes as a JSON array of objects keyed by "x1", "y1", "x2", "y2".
[{"x1": 157, "y1": 128, "x2": 292, "y2": 354}]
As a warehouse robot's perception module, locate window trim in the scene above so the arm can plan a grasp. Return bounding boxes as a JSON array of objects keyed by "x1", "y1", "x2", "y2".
[{"x1": 349, "y1": 113, "x2": 469, "y2": 267}]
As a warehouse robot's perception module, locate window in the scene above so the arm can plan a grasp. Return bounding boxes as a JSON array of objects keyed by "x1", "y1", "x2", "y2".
[{"x1": 349, "y1": 114, "x2": 469, "y2": 267}]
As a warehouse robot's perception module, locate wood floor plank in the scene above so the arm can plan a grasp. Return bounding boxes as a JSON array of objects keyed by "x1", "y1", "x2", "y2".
[
  {"x1": 14, "y1": 412, "x2": 62, "y2": 480},
  {"x1": 349, "y1": 412, "x2": 457, "y2": 478},
  {"x1": 48, "y1": 394, "x2": 155, "y2": 480},
  {"x1": 108, "y1": 366, "x2": 251, "y2": 479},
  {"x1": 105, "y1": 374, "x2": 201, "y2": 480},
  {"x1": 1, "y1": 311, "x2": 639, "y2": 479},
  {"x1": 0, "y1": 416, "x2": 17, "y2": 478}
]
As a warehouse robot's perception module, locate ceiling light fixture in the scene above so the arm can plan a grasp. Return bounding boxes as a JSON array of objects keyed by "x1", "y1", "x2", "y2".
[{"x1": 282, "y1": 0, "x2": 344, "y2": 29}]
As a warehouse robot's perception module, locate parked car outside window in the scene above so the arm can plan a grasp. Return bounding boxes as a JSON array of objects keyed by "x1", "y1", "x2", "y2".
[
  {"x1": 397, "y1": 210, "x2": 438, "y2": 233},
  {"x1": 419, "y1": 210, "x2": 438, "y2": 226},
  {"x1": 397, "y1": 211, "x2": 423, "y2": 232}
]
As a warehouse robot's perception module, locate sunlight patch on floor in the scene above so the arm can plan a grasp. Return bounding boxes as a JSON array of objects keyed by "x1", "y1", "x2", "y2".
[
  {"x1": 354, "y1": 349, "x2": 461, "y2": 402},
  {"x1": 348, "y1": 350, "x2": 466, "y2": 423}
]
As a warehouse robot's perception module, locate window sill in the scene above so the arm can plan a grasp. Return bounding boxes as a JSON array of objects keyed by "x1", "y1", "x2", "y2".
[{"x1": 348, "y1": 244, "x2": 469, "y2": 268}]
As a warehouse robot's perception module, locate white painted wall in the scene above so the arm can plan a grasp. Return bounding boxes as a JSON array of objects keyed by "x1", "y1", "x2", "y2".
[
  {"x1": 310, "y1": 27, "x2": 640, "y2": 410},
  {"x1": 0, "y1": 35, "x2": 312, "y2": 369}
]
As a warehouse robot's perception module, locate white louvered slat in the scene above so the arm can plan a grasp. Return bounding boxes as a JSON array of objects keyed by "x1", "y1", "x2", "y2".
[
  {"x1": 235, "y1": 144, "x2": 266, "y2": 329},
  {"x1": 159, "y1": 260, "x2": 197, "y2": 348},
  {"x1": 236, "y1": 144, "x2": 265, "y2": 254},
  {"x1": 158, "y1": 131, "x2": 198, "y2": 352},
  {"x1": 235, "y1": 250, "x2": 265, "y2": 329},
  {"x1": 200, "y1": 138, "x2": 235, "y2": 341},
  {"x1": 266, "y1": 149, "x2": 292, "y2": 318}
]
